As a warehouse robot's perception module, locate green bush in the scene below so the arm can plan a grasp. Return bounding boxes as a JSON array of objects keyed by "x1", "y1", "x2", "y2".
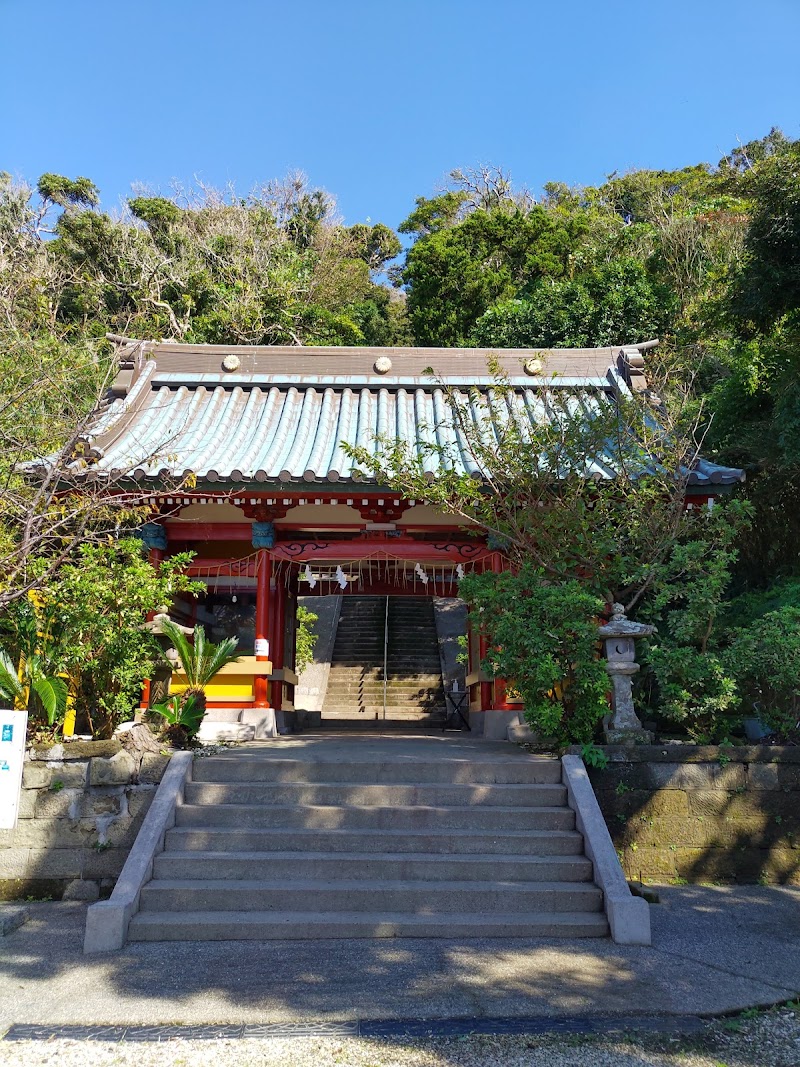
[
  {"x1": 459, "y1": 565, "x2": 608, "y2": 744},
  {"x1": 295, "y1": 605, "x2": 319, "y2": 676},
  {"x1": 725, "y1": 606, "x2": 800, "y2": 739},
  {"x1": 646, "y1": 643, "x2": 738, "y2": 742}
]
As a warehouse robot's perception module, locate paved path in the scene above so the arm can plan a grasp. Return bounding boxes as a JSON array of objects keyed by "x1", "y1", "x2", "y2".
[{"x1": 1, "y1": 887, "x2": 798, "y2": 1031}]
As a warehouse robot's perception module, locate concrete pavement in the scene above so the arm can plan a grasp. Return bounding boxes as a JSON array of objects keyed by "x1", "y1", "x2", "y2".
[{"x1": 1, "y1": 886, "x2": 798, "y2": 1031}]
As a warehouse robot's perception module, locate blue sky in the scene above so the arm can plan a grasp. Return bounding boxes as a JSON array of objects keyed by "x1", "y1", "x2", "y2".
[{"x1": 2, "y1": 0, "x2": 799, "y2": 229}]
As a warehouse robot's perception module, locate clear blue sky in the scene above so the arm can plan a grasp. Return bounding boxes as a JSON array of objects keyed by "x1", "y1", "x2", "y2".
[{"x1": 2, "y1": 0, "x2": 799, "y2": 229}]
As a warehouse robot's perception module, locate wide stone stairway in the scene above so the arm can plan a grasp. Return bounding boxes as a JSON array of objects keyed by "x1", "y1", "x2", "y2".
[
  {"x1": 323, "y1": 597, "x2": 447, "y2": 726},
  {"x1": 126, "y1": 736, "x2": 608, "y2": 942}
]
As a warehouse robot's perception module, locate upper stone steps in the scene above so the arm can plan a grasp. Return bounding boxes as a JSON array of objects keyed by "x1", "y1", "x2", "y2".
[
  {"x1": 324, "y1": 596, "x2": 445, "y2": 723},
  {"x1": 318, "y1": 708, "x2": 447, "y2": 720}
]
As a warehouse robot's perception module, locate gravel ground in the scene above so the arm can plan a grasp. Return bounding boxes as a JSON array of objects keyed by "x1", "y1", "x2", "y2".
[{"x1": 1, "y1": 1008, "x2": 798, "y2": 1067}]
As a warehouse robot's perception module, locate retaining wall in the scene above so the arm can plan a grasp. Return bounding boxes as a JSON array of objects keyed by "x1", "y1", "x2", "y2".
[
  {"x1": 0, "y1": 740, "x2": 170, "y2": 902},
  {"x1": 587, "y1": 745, "x2": 800, "y2": 885}
]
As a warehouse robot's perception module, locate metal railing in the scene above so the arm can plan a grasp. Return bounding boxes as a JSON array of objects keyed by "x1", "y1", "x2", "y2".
[{"x1": 382, "y1": 595, "x2": 389, "y2": 721}]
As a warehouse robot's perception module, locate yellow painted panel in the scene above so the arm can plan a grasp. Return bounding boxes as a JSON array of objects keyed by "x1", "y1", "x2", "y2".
[
  {"x1": 171, "y1": 657, "x2": 272, "y2": 678},
  {"x1": 207, "y1": 683, "x2": 254, "y2": 699},
  {"x1": 170, "y1": 681, "x2": 254, "y2": 699}
]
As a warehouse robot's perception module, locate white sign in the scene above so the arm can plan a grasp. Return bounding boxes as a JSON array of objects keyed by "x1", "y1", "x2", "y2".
[
  {"x1": 254, "y1": 638, "x2": 270, "y2": 658},
  {"x1": 0, "y1": 709, "x2": 27, "y2": 830}
]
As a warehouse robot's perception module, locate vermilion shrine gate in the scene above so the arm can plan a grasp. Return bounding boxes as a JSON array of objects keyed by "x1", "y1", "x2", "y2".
[{"x1": 79, "y1": 339, "x2": 744, "y2": 736}]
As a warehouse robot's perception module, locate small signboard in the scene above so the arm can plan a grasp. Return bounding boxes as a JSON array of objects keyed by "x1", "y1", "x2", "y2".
[{"x1": 0, "y1": 709, "x2": 27, "y2": 830}]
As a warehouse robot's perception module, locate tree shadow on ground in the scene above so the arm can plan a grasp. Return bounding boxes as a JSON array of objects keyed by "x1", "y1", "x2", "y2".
[{"x1": 1, "y1": 889, "x2": 799, "y2": 1032}]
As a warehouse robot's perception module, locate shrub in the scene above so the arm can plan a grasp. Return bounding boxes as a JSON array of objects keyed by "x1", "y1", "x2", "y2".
[
  {"x1": 459, "y1": 565, "x2": 608, "y2": 744},
  {"x1": 725, "y1": 606, "x2": 800, "y2": 739}
]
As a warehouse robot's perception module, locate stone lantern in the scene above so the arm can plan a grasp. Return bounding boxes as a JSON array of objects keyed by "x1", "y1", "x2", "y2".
[{"x1": 598, "y1": 603, "x2": 656, "y2": 744}]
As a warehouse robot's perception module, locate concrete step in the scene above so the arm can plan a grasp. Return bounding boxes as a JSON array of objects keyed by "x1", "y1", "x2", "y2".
[
  {"x1": 328, "y1": 662, "x2": 440, "y2": 670},
  {"x1": 325, "y1": 678, "x2": 444, "y2": 688},
  {"x1": 175, "y1": 803, "x2": 577, "y2": 831},
  {"x1": 164, "y1": 826, "x2": 584, "y2": 855},
  {"x1": 325, "y1": 675, "x2": 444, "y2": 685},
  {"x1": 322, "y1": 689, "x2": 444, "y2": 698},
  {"x1": 315, "y1": 717, "x2": 447, "y2": 729},
  {"x1": 138, "y1": 878, "x2": 603, "y2": 914},
  {"x1": 320, "y1": 708, "x2": 447, "y2": 719},
  {"x1": 323, "y1": 688, "x2": 445, "y2": 699},
  {"x1": 182, "y1": 781, "x2": 568, "y2": 807},
  {"x1": 128, "y1": 909, "x2": 610, "y2": 941},
  {"x1": 153, "y1": 850, "x2": 594, "y2": 883},
  {"x1": 327, "y1": 668, "x2": 442, "y2": 678},
  {"x1": 325, "y1": 677, "x2": 442, "y2": 682},
  {"x1": 191, "y1": 756, "x2": 562, "y2": 784}
]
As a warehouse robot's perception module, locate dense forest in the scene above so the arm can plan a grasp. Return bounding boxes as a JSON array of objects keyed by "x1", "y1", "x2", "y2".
[{"x1": 2, "y1": 128, "x2": 800, "y2": 740}]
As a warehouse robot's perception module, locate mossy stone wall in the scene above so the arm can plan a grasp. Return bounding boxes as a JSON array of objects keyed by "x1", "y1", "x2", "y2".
[{"x1": 587, "y1": 745, "x2": 800, "y2": 886}]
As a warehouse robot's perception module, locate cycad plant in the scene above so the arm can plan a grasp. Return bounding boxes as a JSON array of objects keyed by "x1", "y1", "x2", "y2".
[
  {"x1": 0, "y1": 648, "x2": 68, "y2": 725},
  {"x1": 149, "y1": 694, "x2": 204, "y2": 747},
  {"x1": 159, "y1": 620, "x2": 241, "y2": 718}
]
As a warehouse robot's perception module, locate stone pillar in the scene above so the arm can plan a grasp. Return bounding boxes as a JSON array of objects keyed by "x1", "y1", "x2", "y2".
[
  {"x1": 252, "y1": 522, "x2": 275, "y2": 710},
  {"x1": 598, "y1": 603, "x2": 656, "y2": 744}
]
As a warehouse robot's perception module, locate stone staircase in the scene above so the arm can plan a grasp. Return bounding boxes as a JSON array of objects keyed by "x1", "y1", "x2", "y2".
[
  {"x1": 126, "y1": 739, "x2": 609, "y2": 941},
  {"x1": 323, "y1": 597, "x2": 446, "y2": 726}
]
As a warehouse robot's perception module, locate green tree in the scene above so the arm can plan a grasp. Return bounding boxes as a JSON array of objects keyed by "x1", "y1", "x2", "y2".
[
  {"x1": 346, "y1": 363, "x2": 749, "y2": 740},
  {"x1": 730, "y1": 143, "x2": 800, "y2": 330},
  {"x1": 471, "y1": 259, "x2": 669, "y2": 349},
  {"x1": 399, "y1": 199, "x2": 587, "y2": 346}
]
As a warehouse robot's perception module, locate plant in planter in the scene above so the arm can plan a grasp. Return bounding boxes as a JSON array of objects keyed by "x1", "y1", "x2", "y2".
[
  {"x1": 149, "y1": 694, "x2": 204, "y2": 747},
  {"x1": 158, "y1": 620, "x2": 242, "y2": 719}
]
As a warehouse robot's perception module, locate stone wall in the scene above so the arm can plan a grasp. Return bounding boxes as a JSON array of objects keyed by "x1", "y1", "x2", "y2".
[
  {"x1": 0, "y1": 739, "x2": 170, "y2": 902},
  {"x1": 587, "y1": 745, "x2": 800, "y2": 885}
]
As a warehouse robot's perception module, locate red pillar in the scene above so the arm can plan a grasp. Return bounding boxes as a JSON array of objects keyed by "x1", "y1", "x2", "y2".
[
  {"x1": 270, "y1": 576, "x2": 287, "y2": 711},
  {"x1": 254, "y1": 548, "x2": 272, "y2": 708}
]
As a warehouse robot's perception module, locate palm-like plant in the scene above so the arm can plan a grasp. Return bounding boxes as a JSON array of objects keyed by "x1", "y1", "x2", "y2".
[
  {"x1": 149, "y1": 694, "x2": 204, "y2": 746},
  {"x1": 159, "y1": 620, "x2": 242, "y2": 718},
  {"x1": 0, "y1": 648, "x2": 69, "y2": 725}
]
